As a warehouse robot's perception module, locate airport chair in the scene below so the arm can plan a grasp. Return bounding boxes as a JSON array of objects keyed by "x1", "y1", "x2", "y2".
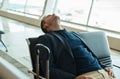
[
  {"x1": 0, "y1": 30, "x2": 8, "y2": 52},
  {"x1": 75, "y1": 31, "x2": 120, "y2": 79},
  {"x1": 73, "y1": 31, "x2": 112, "y2": 67},
  {"x1": 75, "y1": 31, "x2": 119, "y2": 68},
  {"x1": 26, "y1": 31, "x2": 120, "y2": 79}
]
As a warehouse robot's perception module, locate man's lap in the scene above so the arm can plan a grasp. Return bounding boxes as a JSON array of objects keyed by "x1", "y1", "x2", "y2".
[{"x1": 81, "y1": 69, "x2": 115, "y2": 79}]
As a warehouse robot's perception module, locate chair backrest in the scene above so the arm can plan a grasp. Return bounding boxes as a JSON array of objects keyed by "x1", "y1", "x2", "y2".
[
  {"x1": 26, "y1": 38, "x2": 45, "y2": 79},
  {"x1": 79, "y1": 31, "x2": 112, "y2": 67}
]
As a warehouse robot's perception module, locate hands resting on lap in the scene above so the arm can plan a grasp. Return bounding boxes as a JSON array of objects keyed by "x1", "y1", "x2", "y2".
[{"x1": 75, "y1": 67, "x2": 115, "y2": 79}]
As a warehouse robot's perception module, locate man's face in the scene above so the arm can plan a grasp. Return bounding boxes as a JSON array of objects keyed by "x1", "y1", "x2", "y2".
[{"x1": 41, "y1": 14, "x2": 60, "y2": 33}]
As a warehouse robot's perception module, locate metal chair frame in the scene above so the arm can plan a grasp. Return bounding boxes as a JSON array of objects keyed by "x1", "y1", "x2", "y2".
[
  {"x1": 0, "y1": 31, "x2": 8, "y2": 52},
  {"x1": 26, "y1": 38, "x2": 49, "y2": 79}
]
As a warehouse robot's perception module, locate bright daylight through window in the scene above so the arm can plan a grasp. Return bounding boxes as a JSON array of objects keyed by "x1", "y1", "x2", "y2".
[
  {"x1": 57, "y1": 0, "x2": 120, "y2": 33},
  {"x1": 8, "y1": 0, "x2": 45, "y2": 17},
  {"x1": 0, "y1": 0, "x2": 120, "y2": 33},
  {"x1": 0, "y1": 0, "x2": 3, "y2": 8}
]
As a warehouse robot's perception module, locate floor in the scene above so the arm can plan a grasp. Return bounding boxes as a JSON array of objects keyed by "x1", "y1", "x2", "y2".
[
  {"x1": 0, "y1": 16, "x2": 43, "y2": 69},
  {"x1": 0, "y1": 16, "x2": 120, "y2": 79}
]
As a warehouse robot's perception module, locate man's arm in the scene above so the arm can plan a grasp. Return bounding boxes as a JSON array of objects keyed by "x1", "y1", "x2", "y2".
[
  {"x1": 39, "y1": 47, "x2": 76, "y2": 79},
  {"x1": 38, "y1": 35, "x2": 76, "y2": 79}
]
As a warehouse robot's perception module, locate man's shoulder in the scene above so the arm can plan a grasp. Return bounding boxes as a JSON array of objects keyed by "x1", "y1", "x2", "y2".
[
  {"x1": 71, "y1": 31, "x2": 82, "y2": 37},
  {"x1": 39, "y1": 33, "x2": 53, "y2": 38},
  {"x1": 38, "y1": 33, "x2": 59, "y2": 41},
  {"x1": 71, "y1": 31, "x2": 81, "y2": 34}
]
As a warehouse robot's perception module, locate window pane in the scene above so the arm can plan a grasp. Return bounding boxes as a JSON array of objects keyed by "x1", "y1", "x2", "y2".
[
  {"x1": 8, "y1": 0, "x2": 26, "y2": 12},
  {"x1": 0, "y1": 0, "x2": 3, "y2": 8},
  {"x1": 89, "y1": 0, "x2": 120, "y2": 32},
  {"x1": 25, "y1": 0, "x2": 45, "y2": 16},
  {"x1": 7, "y1": 0, "x2": 45, "y2": 18},
  {"x1": 57, "y1": 0, "x2": 92, "y2": 24}
]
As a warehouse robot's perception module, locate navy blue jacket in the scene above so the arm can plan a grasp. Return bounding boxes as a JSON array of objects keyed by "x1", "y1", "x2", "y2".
[{"x1": 36, "y1": 31, "x2": 105, "y2": 79}]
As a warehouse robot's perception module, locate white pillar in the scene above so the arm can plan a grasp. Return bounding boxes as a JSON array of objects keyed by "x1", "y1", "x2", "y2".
[{"x1": 42, "y1": 0, "x2": 56, "y2": 16}]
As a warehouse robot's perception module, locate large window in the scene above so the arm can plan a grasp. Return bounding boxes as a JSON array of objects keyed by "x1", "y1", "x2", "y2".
[
  {"x1": 8, "y1": 0, "x2": 46, "y2": 17},
  {"x1": 56, "y1": 0, "x2": 120, "y2": 32},
  {"x1": 57, "y1": 0, "x2": 92, "y2": 25},
  {"x1": 0, "y1": 0, "x2": 3, "y2": 8},
  {"x1": 1, "y1": 0, "x2": 120, "y2": 33},
  {"x1": 8, "y1": 0, "x2": 26, "y2": 12},
  {"x1": 89, "y1": 0, "x2": 120, "y2": 32},
  {"x1": 25, "y1": 0, "x2": 45, "y2": 16}
]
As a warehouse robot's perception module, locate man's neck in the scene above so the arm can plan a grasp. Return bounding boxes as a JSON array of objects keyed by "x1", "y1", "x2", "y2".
[{"x1": 52, "y1": 25, "x2": 63, "y2": 31}]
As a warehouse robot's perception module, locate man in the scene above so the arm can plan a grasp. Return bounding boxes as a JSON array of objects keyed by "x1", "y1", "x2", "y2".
[{"x1": 37, "y1": 14, "x2": 115, "y2": 79}]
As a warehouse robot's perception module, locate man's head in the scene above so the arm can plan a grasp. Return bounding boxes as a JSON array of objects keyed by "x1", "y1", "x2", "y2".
[{"x1": 40, "y1": 14, "x2": 61, "y2": 33}]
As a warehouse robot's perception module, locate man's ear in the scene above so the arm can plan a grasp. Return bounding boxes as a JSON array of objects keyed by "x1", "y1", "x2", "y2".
[{"x1": 44, "y1": 24, "x2": 49, "y2": 28}]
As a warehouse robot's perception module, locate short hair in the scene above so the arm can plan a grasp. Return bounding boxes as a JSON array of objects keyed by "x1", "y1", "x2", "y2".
[
  {"x1": 40, "y1": 19, "x2": 45, "y2": 28},
  {"x1": 40, "y1": 17, "x2": 49, "y2": 33}
]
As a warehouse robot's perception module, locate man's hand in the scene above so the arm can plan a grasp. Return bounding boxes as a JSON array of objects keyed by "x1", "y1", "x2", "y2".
[
  {"x1": 75, "y1": 75, "x2": 95, "y2": 79},
  {"x1": 104, "y1": 67, "x2": 116, "y2": 78}
]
